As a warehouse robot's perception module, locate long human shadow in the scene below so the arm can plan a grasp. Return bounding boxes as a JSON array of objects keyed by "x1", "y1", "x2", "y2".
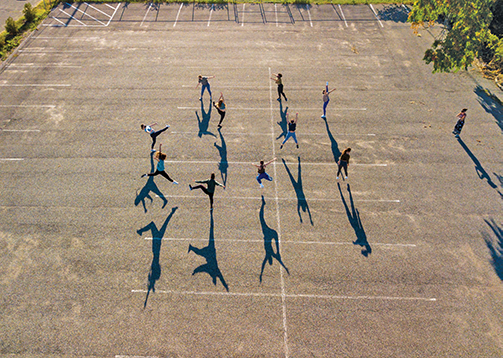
[
  {"x1": 196, "y1": 100, "x2": 216, "y2": 138},
  {"x1": 136, "y1": 206, "x2": 178, "y2": 308},
  {"x1": 338, "y1": 183, "x2": 372, "y2": 257},
  {"x1": 214, "y1": 128, "x2": 228, "y2": 187},
  {"x1": 188, "y1": 210, "x2": 229, "y2": 291},
  {"x1": 457, "y1": 137, "x2": 498, "y2": 189},
  {"x1": 134, "y1": 151, "x2": 168, "y2": 213},
  {"x1": 323, "y1": 117, "x2": 341, "y2": 163},
  {"x1": 474, "y1": 85, "x2": 503, "y2": 134},
  {"x1": 282, "y1": 157, "x2": 313, "y2": 225},
  {"x1": 482, "y1": 218, "x2": 503, "y2": 280},
  {"x1": 259, "y1": 195, "x2": 290, "y2": 282},
  {"x1": 275, "y1": 102, "x2": 288, "y2": 140}
]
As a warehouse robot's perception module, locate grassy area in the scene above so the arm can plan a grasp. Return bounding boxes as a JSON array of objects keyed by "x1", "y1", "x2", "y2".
[{"x1": 0, "y1": 0, "x2": 58, "y2": 61}]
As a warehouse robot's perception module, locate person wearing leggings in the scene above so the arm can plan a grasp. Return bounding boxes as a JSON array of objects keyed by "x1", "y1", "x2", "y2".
[
  {"x1": 337, "y1": 148, "x2": 351, "y2": 180},
  {"x1": 321, "y1": 82, "x2": 336, "y2": 119},
  {"x1": 213, "y1": 92, "x2": 226, "y2": 128},
  {"x1": 271, "y1": 73, "x2": 287, "y2": 101},
  {"x1": 189, "y1": 173, "x2": 225, "y2": 209},
  {"x1": 253, "y1": 157, "x2": 276, "y2": 188},
  {"x1": 141, "y1": 146, "x2": 178, "y2": 184},
  {"x1": 140, "y1": 122, "x2": 170, "y2": 151}
]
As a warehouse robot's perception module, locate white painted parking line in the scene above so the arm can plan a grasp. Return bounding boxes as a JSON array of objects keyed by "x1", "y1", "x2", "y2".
[
  {"x1": 307, "y1": 5, "x2": 313, "y2": 27},
  {"x1": 58, "y1": 8, "x2": 87, "y2": 26},
  {"x1": 0, "y1": 158, "x2": 24, "y2": 161},
  {"x1": 275, "y1": 4, "x2": 278, "y2": 27},
  {"x1": 131, "y1": 289, "x2": 436, "y2": 302},
  {"x1": 0, "y1": 84, "x2": 71, "y2": 87},
  {"x1": 207, "y1": 4, "x2": 214, "y2": 26},
  {"x1": 241, "y1": 4, "x2": 245, "y2": 26},
  {"x1": 337, "y1": 5, "x2": 348, "y2": 27},
  {"x1": 155, "y1": 194, "x2": 399, "y2": 203},
  {"x1": 7, "y1": 63, "x2": 82, "y2": 68},
  {"x1": 161, "y1": 159, "x2": 386, "y2": 167},
  {"x1": 369, "y1": 4, "x2": 384, "y2": 28},
  {"x1": 169, "y1": 131, "x2": 377, "y2": 137},
  {"x1": 143, "y1": 237, "x2": 416, "y2": 247},
  {"x1": 177, "y1": 106, "x2": 366, "y2": 111},
  {"x1": 0, "y1": 105, "x2": 56, "y2": 108},
  {"x1": 173, "y1": 3, "x2": 183, "y2": 27},
  {"x1": 0, "y1": 129, "x2": 40, "y2": 132},
  {"x1": 140, "y1": 3, "x2": 152, "y2": 27}
]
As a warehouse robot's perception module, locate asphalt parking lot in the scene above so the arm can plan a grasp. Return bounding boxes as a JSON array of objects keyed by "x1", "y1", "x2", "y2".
[{"x1": 1, "y1": 2, "x2": 502, "y2": 357}]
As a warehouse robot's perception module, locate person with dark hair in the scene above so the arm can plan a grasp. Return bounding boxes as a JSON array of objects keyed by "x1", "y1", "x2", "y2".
[
  {"x1": 141, "y1": 144, "x2": 178, "y2": 184},
  {"x1": 271, "y1": 73, "x2": 287, "y2": 101},
  {"x1": 140, "y1": 122, "x2": 170, "y2": 151},
  {"x1": 253, "y1": 157, "x2": 276, "y2": 188},
  {"x1": 189, "y1": 173, "x2": 225, "y2": 209},
  {"x1": 337, "y1": 148, "x2": 351, "y2": 180},
  {"x1": 213, "y1": 92, "x2": 226, "y2": 128},
  {"x1": 453, "y1": 108, "x2": 467, "y2": 138},
  {"x1": 280, "y1": 112, "x2": 299, "y2": 149},
  {"x1": 196, "y1": 75, "x2": 215, "y2": 100}
]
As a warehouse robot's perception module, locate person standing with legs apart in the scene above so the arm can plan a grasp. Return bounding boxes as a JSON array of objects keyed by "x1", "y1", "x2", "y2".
[
  {"x1": 253, "y1": 158, "x2": 276, "y2": 188},
  {"x1": 271, "y1": 73, "x2": 287, "y2": 102},
  {"x1": 141, "y1": 144, "x2": 179, "y2": 184},
  {"x1": 337, "y1": 148, "x2": 351, "y2": 180},
  {"x1": 189, "y1": 173, "x2": 225, "y2": 210},
  {"x1": 452, "y1": 108, "x2": 467, "y2": 138},
  {"x1": 280, "y1": 112, "x2": 299, "y2": 149},
  {"x1": 321, "y1": 82, "x2": 336, "y2": 119},
  {"x1": 196, "y1": 75, "x2": 215, "y2": 100},
  {"x1": 141, "y1": 122, "x2": 170, "y2": 151},
  {"x1": 213, "y1": 92, "x2": 226, "y2": 128}
]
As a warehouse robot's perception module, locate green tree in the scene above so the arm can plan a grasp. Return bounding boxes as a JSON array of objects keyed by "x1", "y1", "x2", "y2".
[
  {"x1": 23, "y1": 3, "x2": 36, "y2": 24},
  {"x1": 5, "y1": 17, "x2": 17, "y2": 37},
  {"x1": 409, "y1": 0, "x2": 497, "y2": 72}
]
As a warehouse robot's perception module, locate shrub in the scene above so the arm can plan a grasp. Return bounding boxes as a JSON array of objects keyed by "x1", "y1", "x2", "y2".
[
  {"x1": 23, "y1": 3, "x2": 36, "y2": 24},
  {"x1": 5, "y1": 17, "x2": 17, "y2": 37}
]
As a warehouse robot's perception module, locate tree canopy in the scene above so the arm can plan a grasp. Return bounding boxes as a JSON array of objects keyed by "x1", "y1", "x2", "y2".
[{"x1": 409, "y1": 0, "x2": 502, "y2": 74}]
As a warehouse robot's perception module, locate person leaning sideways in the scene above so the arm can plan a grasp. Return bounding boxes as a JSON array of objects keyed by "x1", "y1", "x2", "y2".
[
  {"x1": 213, "y1": 92, "x2": 226, "y2": 128},
  {"x1": 337, "y1": 148, "x2": 351, "y2": 180}
]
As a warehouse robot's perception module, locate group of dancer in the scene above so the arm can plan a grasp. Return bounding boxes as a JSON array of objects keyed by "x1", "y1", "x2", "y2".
[{"x1": 139, "y1": 73, "x2": 353, "y2": 209}]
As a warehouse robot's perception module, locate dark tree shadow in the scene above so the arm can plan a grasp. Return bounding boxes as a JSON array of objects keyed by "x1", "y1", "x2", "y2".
[
  {"x1": 259, "y1": 195, "x2": 290, "y2": 282},
  {"x1": 134, "y1": 151, "x2": 168, "y2": 213},
  {"x1": 457, "y1": 137, "x2": 498, "y2": 189},
  {"x1": 338, "y1": 183, "x2": 372, "y2": 257},
  {"x1": 196, "y1": 100, "x2": 216, "y2": 138},
  {"x1": 474, "y1": 85, "x2": 503, "y2": 134},
  {"x1": 483, "y1": 218, "x2": 503, "y2": 280},
  {"x1": 214, "y1": 128, "x2": 228, "y2": 187},
  {"x1": 136, "y1": 206, "x2": 178, "y2": 308},
  {"x1": 282, "y1": 157, "x2": 313, "y2": 225},
  {"x1": 323, "y1": 117, "x2": 341, "y2": 163},
  {"x1": 276, "y1": 102, "x2": 288, "y2": 140},
  {"x1": 188, "y1": 211, "x2": 228, "y2": 291},
  {"x1": 377, "y1": 4, "x2": 409, "y2": 23}
]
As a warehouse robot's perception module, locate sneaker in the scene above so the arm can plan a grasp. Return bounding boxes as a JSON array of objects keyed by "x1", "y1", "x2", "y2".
[
  {"x1": 344, "y1": 176, "x2": 348, "y2": 179},
  {"x1": 259, "y1": 183, "x2": 264, "y2": 188},
  {"x1": 141, "y1": 174, "x2": 147, "y2": 178},
  {"x1": 173, "y1": 181, "x2": 179, "y2": 185},
  {"x1": 151, "y1": 149, "x2": 156, "y2": 152},
  {"x1": 199, "y1": 97, "x2": 202, "y2": 101},
  {"x1": 277, "y1": 98, "x2": 281, "y2": 101},
  {"x1": 336, "y1": 176, "x2": 339, "y2": 180},
  {"x1": 280, "y1": 144, "x2": 283, "y2": 149},
  {"x1": 189, "y1": 184, "x2": 193, "y2": 190},
  {"x1": 296, "y1": 144, "x2": 299, "y2": 148},
  {"x1": 321, "y1": 115, "x2": 326, "y2": 119},
  {"x1": 285, "y1": 98, "x2": 288, "y2": 102}
]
